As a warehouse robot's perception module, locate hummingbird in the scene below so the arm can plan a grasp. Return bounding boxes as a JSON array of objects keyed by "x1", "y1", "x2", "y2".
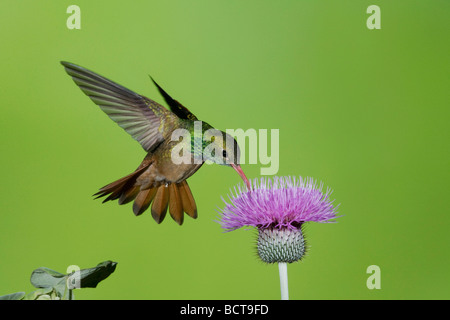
[{"x1": 61, "y1": 61, "x2": 250, "y2": 225}]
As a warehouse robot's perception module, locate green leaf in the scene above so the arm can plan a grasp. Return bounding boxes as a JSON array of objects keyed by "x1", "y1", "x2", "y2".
[
  {"x1": 27, "y1": 260, "x2": 117, "y2": 299},
  {"x1": 0, "y1": 261, "x2": 117, "y2": 301},
  {"x1": 0, "y1": 292, "x2": 26, "y2": 300},
  {"x1": 30, "y1": 267, "x2": 65, "y2": 289},
  {"x1": 23, "y1": 287, "x2": 54, "y2": 300},
  {"x1": 78, "y1": 260, "x2": 117, "y2": 288},
  {"x1": 30, "y1": 267, "x2": 68, "y2": 298}
]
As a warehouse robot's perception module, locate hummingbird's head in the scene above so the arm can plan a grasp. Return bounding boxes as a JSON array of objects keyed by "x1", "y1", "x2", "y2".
[{"x1": 203, "y1": 129, "x2": 251, "y2": 189}]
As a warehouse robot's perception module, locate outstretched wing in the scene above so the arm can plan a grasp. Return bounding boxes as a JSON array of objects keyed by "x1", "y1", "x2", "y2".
[
  {"x1": 150, "y1": 76, "x2": 198, "y2": 121},
  {"x1": 61, "y1": 61, "x2": 175, "y2": 152}
]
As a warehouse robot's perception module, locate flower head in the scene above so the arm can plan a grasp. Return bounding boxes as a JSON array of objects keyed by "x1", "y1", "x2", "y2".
[{"x1": 217, "y1": 176, "x2": 340, "y2": 263}]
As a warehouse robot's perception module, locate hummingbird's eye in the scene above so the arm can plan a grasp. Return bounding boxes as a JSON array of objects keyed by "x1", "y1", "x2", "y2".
[{"x1": 222, "y1": 150, "x2": 228, "y2": 158}]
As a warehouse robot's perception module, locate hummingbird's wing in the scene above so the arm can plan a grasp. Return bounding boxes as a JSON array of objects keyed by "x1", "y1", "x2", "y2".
[
  {"x1": 61, "y1": 61, "x2": 176, "y2": 152},
  {"x1": 150, "y1": 77, "x2": 198, "y2": 121}
]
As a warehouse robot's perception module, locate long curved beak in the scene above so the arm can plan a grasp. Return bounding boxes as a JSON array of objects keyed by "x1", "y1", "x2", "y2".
[{"x1": 231, "y1": 164, "x2": 251, "y2": 190}]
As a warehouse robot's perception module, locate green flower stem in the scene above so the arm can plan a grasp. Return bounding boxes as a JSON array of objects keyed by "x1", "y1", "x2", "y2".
[{"x1": 278, "y1": 262, "x2": 289, "y2": 300}]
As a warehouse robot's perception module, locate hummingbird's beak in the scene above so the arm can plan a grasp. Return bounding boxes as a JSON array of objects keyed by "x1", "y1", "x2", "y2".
[{"x1": 231, "y1": 164, "x2": 251, "y2": 190}]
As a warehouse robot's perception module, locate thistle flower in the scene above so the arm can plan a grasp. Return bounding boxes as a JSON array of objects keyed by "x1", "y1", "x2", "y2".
[{"x1": 217, "y1": 176, "x2": 340, "y2": 299}]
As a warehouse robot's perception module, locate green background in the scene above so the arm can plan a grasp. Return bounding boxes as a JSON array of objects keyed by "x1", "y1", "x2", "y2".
[{"x1": 0, "y1": 1, "x2": 448, "y2": 300}]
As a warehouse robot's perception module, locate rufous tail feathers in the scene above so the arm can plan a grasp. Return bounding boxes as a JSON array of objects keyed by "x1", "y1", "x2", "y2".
[{"x1": 93, "y1": 170, "x2": 197, "y2": 225}]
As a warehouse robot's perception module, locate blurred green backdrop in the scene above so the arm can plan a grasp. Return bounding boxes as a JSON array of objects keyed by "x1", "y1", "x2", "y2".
[{"x1": 0, "y1": 0, "x2": 448, "y2": 299}]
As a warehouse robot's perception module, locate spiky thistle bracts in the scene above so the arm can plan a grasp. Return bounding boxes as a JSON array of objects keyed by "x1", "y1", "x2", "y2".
[{"x1": 257, "y1": 226, "x2": 306, "y2": 263}]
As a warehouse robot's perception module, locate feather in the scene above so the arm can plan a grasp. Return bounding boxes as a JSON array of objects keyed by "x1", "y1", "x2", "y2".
[
  {"x1": 118, "y1": 185, "x2": 140, "y2": 205},
  {"x1": 61, "y1": 61, "x2": 175, "y2": 152},
  {"x1": 150, "y1": 76, "x2": 198, "y2": 121},
  {"x1": 133, "y1": 188, "x2": 157, "y2": 216},
  {"x1": 178, "y1": 180, "x2": 197, "y2": 219},
  {"x1": 93, "y1": 164, "x2": 149, "y2": 201},
  {"x1": 169, "y1": 184, "x2": 184, "y2": 225},
  {"x1": 151, "y1": 185, "x2": 169, "y2": 223}
]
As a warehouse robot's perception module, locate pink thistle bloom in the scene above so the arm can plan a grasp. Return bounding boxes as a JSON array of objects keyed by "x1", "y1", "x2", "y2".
[{"x1": 218, "y1": 176, "x2": 340, "y2": 263}]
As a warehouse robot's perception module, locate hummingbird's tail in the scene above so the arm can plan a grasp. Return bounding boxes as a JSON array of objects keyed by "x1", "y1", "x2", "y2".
[
  {"x1": 94, "y1": 170, "x2": 197, "y2": 225},
  {"x1": 133, "y1": 181, "x2": 197, "y2": 225}
]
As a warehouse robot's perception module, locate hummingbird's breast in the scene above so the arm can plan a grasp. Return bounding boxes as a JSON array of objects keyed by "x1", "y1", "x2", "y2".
[{"x1": 135, "y1": 145, "x2": 203, "y2": 189}]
